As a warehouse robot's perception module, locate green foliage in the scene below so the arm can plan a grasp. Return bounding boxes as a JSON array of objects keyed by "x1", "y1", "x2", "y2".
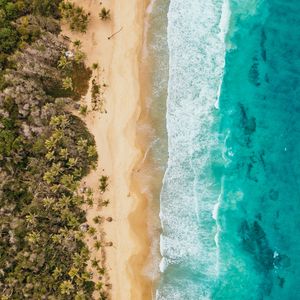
[
  {"x1": 32, "y1": 0, "x2": 62, "y2": 17},
  {"x1": 92, "y1": 79, "x2": 101, "y2": 99},
  {"x1": 58, "y1": 54, "x2": 72, "y2": 70},
  {"x1": 91, "y1": 78, "x2": 103, "y2": 111},
  {"x1": 100, "y1": 199, "x2": 110, "y2": 207},
  {"x1": 0, "y1": 2, "x2": 100, "y2": 298},
  {"x1": 88, "y1": 226, "x2": 96, "y2": 236},
  {"x1": 93, "y1": 215, "x2": 102, "y2": 224},
  {"x1": 92, "y1": 62, "x2": 99, "y2": 70},
  {"x1": 0, "y1": 27, "x2": 18, "y2": 53},
  {"x1": 79, "y1": 104, "x2": 88, "y2": 116},
  {"x1": 56, "y1": 48, "x2": 92, "y2": 100},
  {"x1": 99, "y1": 7, "x2": 110, "y2": 21},
  {"x1": 0, "y1": 0, "x2": 62, "y2": 73},
  {"x1": 59, "y1": 1, "x2": 90, "y2": 33},
  {"x1": 99, "y1": 176, "x2": 109, "y2": 193},
  {"x1": 94, "y1": 240, "x2": 102, "y2": 250},
  {"x1": 62, "y1": 76, "x2": 73, "y2": 90},
  {"x1": 73, "y1": 39, "x2": 81, "y2": 48}
]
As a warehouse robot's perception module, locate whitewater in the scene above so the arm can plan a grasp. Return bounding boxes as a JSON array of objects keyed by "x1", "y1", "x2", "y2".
[
  {"x1": 157, "y1": 0, "x2": 229, "y2": 298},
  {"x1": 157, "y1": 0, "x2": 300, "y2": 299}
]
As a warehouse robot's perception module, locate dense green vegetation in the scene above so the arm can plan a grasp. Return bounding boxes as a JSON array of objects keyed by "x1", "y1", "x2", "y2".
[
  {"x1": 0, "y1": 1, "x2": 107, "y2": 299},
  {"x1": 59, "y1": 1, "x2": 90, "y2": 33},
  {"x1": 0, "y1": 0, "x2": 62, "y2": 72}
]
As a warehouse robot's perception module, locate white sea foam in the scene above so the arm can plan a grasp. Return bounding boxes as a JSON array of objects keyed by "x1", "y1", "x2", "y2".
[
  {"x1": 157, "y1": 0, "x2": 230, "y2": 298},
  {"x1": 213, "y1": 176, "x2": 225, "y2": 276},
  {"x1": 212, "y1": 198, "x2": 220, "y2": 221},
  {"x1": 215, "y1": 0, "x2": 231, "y2": 110},
  {"x1": 157, "y1": 276, "x2": 212, "y2": 300},
  {"x1": 219, "y1": 0, "x2": 231, "y2": 40}
]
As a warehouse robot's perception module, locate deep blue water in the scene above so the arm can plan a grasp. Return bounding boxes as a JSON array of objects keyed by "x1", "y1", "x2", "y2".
[{"x1": 157, "y1": 0, "x2": 300, "y2": 299}]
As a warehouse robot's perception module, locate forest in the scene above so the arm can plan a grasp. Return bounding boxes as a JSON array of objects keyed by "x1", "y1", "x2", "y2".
[{"x1": 0, "y1": 1, "x2": 106, "y2": 299}]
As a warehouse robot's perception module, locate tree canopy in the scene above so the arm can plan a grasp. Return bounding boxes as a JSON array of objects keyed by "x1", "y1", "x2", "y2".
[{"x1": 0, "y1": 1, "x2": 107, "y2": 298}]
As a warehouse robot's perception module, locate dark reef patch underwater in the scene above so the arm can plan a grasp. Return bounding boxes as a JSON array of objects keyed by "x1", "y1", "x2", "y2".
[
  {"x1": 158, "y1": 0, "x2": 300, "y2": 299},
  {"x1": 216, "y1": 0, "x2": 300, "y2": 298}
]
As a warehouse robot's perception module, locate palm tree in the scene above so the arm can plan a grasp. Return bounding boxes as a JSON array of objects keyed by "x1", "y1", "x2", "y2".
[
  {"x1": 86, "y1": 196, "x2": 93, "y2": 207},
  {"x1": 60, "y1": 2, "x2": 90, "y2": 33},
  {"x1": 74, "y1": 49, "x2": 86, "y2": 64},
  {"x1": 49, "y1": 162, "x2": 63, "y2": 179},
  {"x1": 26, "y1": 232, "x2": 40, "y2": 244},
  {"x1": 60, "y1": 174, "x2": 78, "y2": 191},
  {"x1": 76, "y1": 138, "x2": 88, "y2": 152},
  {"x1": 43, "y1": 169, "x2": 56, "y2": 184},
  {"x1": 75, "y1": 291, "x2": 86, "y2": 300},
  {"x1": 91, "y1": 258, "x2": 99, "y2": 268},
  {"x1": 101, "y1": 199, "x2": 110, "y2": 207},
  {"x1": 73, "y1": 253, "x2": 86, "y2": 268},
  {"x1": 99, "y1": 176, "x2": 109, "y2": 193},
  {"x1": 87, "y1": 145, "x2": 97, "y2": 158},
  {"x1": 97, "y1": 267, "x2": 105, "y2": 275},
  {"x1": 59, "y1": 148, "x2": 69, "y2": 159},
  {"x1": 60, "y1": 280, "x2": 74, "y2": 295},
  {"x1": 92, "y1": 63, "x2": 99, "y2": 70},
  {"x1": 86, "y1": 187, "x2": 93, "y2": 196},
  {"x1": 43, "y1": 165, "x2": 62, "y2": 184},
  {"x1": 52, "y1": 267, "x2": 62, "y2": 279},
  {"x1": 59, "y1": 115, "x2": 69, "y2": 129},
  {"x1": 51, "y1": 129, "x2": 64, "y2": 144},
  {"x1": 88, "y1": 227, "x2": 96, "y2": 236},
  {"x1": 59, "y1": 195, "x2": 72, "y2": 209},
  {"x1": 95, "y1": 281, "x2": 103, "y2": 290},
  {"x1": 50, "y1": 115, "x2": 68, "y2": 127},
  {"x1": 73, "y1": 39, "x2": 82, "y2": 48},
  {"x1": 45, "y1": 136, "x2": 57, "y2": 151},
  {"x1": 94, "y1": 240, "x2": 102, "y2": 250},
  {"x1": 93, "y1": 216, "x2": 102, "y2": 224},
  {"x1": 45, "y1": 151, "x2": 55, "y2": 161},
  {"x1": 42, "y1": 197, "x2": 55, "y2": 209},
  {"x1": 58, "y1": 55, "x2": 72, "y2": 70},
  {"x1": 99, "y1": 7, "x2": 110, "y2": 20},
  {"x1": 67, "y1": 157, "x2": 78, "y2": 168},
  {"x1": 62, "y1": 77, "x2": 73, "y2": 91},
  {"x1": 59, "y1": 1, "x2": 74, "y2": 18},
  {"x1": 68, "y1": 266, "x2": 79, "y2": 279},
  {"x1": 25, "y1": 214, "x2": 37, "y2": 226},
  {"x1": 79, "y1": 105, "x2": 88, "y2": 116}
]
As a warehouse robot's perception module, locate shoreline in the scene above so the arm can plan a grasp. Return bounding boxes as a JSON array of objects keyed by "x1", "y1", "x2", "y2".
[
  {"x1": 130, "y1": 1, "x2": 170, "y2": 297},
  {"x1": 61, "y1": 0, "x2": 153, "y2": 299},
  {"x1": 128, "y1": 4, "x2": 155, "y2": 297},
  {"x1": 106, "y1": 1, "x2": 153, "y2": 298}
]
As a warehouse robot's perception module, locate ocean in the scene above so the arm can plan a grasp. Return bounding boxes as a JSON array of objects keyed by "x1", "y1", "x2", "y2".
[{"x1": 155, "y1": 0, "x2": 300, "y2": 299}]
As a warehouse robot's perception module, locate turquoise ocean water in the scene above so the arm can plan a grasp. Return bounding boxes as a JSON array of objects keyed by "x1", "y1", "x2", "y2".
[{"x1": 157, "y1": 0, "x2": 300, "y2": 299}]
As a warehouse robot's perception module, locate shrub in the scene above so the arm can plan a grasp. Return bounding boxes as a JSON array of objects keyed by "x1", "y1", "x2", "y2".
[{"x1": 0, "y1": 27, "x2": 18, "y2": 53}]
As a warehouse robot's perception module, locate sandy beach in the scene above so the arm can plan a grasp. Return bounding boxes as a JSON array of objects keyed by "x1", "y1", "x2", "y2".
[{"x1": 62, "y1": 0, "x2": 152, "y2": 299}]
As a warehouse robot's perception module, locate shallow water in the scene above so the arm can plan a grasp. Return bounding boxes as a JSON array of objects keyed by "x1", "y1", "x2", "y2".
[
  {"x1": 157, "y1": 0, "x2": 300, "y2": 299},
  {"x1": 157, "y1": 0, "x2": 226, "y2": 298},
  {"x1": 137, "y1": 0, "x2": 169, "y2": 287}
]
